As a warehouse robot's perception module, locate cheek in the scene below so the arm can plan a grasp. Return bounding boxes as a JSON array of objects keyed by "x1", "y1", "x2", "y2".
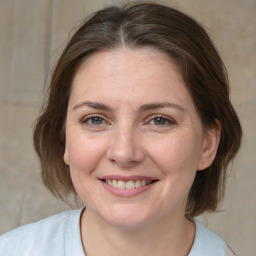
[
  {"x1": 66, "y1": 134, "x2": 108, "y2": 202},
  {"x1": 65, "y1": 133, "x2": 107, "y2": 174},
  {"x1": 148, "y1": 134, "x2": 201, "y2": 203},
  {"x1": 147, "y1": 132, "x2": 202, "y2": 173}
]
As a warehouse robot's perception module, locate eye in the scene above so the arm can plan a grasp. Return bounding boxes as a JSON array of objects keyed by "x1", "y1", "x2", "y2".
[
  {"x1": 80, "y1": 115, "x2": 108, "y2": 126},
  {"x1": 148, "y1": 115, "x2": 175, "y2": 127},
  {"x1": 87, "y1": 116, "x2": 104, "y2": 125},
  {"x1": 151, "y1": 117, "x2": 168, "y2": 125}
]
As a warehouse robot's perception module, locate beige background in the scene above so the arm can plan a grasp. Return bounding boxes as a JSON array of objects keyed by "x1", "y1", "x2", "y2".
[{"x1": 0, "y1": 0, "x2": 255, "y2": 255}]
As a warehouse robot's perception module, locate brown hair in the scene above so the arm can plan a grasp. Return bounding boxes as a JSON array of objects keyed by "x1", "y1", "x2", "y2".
[{"x1": 33, "y1": 2, "x2": 242, "y2": 217}]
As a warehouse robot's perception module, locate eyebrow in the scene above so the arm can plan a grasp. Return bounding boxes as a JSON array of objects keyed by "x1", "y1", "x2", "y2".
[
  {"x1": 72, "y1": 101, "x2": 184, "y2": 112},
  {"x1": 138, "y1": 102, "x2": 185, "y2": 112},
  {"x1": 73, "y1": 101, "x2": 112, "y2": 111}
]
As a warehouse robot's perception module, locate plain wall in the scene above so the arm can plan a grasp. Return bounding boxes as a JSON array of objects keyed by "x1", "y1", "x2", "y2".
[{"x1": 0, "y1": 0, "x2": 255, "y2": 255}]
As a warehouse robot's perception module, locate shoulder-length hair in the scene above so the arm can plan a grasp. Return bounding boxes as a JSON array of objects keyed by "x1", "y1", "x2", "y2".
[{"x1": 34, "y1": 2, "x2": 242, "y2": 217}]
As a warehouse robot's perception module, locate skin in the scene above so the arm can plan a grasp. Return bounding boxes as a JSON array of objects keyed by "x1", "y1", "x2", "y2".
[{"x1": 64, "y1": 47, "x2": 220, "y2": 256}]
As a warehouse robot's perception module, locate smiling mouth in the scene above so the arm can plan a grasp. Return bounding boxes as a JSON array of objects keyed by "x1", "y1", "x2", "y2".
[{"x1": 101, "y1": 179, "x2": 158, "y2": 189}]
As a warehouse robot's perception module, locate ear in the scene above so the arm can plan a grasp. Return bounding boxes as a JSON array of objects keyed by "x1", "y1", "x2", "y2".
[
  {"x1": 197, "y1": 120, "x2": 221, "y2": 171},
  {"x1": 64, "y1": 144, "x2": 70, "y2": 166}
]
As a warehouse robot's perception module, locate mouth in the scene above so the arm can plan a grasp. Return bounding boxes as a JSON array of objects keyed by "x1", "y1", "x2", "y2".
[
  {"x1": 99, "y1": 175, "x2": 159, "y2": 197},
  {"x1": 100, "y1": 179, "x2": 158, "y2": 189}
]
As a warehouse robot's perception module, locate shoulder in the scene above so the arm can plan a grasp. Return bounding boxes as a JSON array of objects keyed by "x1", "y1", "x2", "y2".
[
  {"x1": 0, "y1": 209, "x2": 82, "y2": 256},
  {"x1": 189, "y1": 218, "x2": 234, "y2": 256}
]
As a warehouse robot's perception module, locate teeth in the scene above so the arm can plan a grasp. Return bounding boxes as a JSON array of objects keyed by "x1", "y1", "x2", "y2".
[
  {"x1": 135, "y1": 180, "x2": 141, "y2": 188},
  {"x1": 105, "y1": 179, "x2": 150, "y2": 189},
  {"x1": 112, "y1": 179, "x2": 118, "y2": 188},
  {"x1": 106, "y1": 180, "x2": 112, "y2": 186},
  {"x1": 126, "y1": 180, "x2": 135, "y2": 189},
  {"x1": 117, "y1": 180, "x2": 126, "y2": 189}
]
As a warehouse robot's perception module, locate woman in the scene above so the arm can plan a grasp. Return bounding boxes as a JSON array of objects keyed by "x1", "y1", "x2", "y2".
[{"x1": 0, "y1": 2, "x2": 242, "y2": 255}]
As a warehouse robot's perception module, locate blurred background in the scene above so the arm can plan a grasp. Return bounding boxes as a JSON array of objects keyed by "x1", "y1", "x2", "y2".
[{"x1": 0, "y1": 0, "x2": 255, "y2": 255}]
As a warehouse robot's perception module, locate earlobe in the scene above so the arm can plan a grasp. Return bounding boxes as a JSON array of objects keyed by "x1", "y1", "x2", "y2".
[{"x1": 197, "y1": 120, "x2": 221, "y2": 171}]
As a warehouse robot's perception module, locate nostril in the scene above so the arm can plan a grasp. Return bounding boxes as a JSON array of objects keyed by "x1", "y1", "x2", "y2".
[
  {"x1": 107, "y1": 147, "x2": 146, "y2": 164},
  {"x1": 106, "y1": 135, "x2": 146, "y2": 168}
]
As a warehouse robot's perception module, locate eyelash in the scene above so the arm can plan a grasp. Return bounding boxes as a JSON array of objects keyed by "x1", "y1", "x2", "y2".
[
  {"x1": 146, "y1": 114, "x2": 176, "y2": 127},
  {"x1": 79, "y1": 114, "x2": 176, "y2": 128},
  {"x1": 80, "y1": 114, "x2": 108, "y2": 126}
]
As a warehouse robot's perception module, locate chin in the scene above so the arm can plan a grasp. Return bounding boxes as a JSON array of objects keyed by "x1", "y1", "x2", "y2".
[{"x1": 97, "y1": 204, "x2": 155, "y2": 230}]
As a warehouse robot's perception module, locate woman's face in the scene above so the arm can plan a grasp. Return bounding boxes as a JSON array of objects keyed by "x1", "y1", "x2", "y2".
[{"x1": 64, "y1": 47, "x2": 217, "y2": 228}]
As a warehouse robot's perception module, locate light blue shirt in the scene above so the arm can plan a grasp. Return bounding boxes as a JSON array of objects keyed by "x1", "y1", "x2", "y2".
[{"x1": 0, "y1": 209, "x2": 232, "y2": 255}]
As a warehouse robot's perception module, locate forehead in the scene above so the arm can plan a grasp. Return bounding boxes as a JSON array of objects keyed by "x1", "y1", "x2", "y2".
[
  {"x1": 69, "y1": 47, "x2": 196, "y2": 111},
  {"x1": 72, "y1": 46, "x2": 185, "y2": 95},
  {"x1": 68, "y1": 46, "x2": 200, "y2": 124}
]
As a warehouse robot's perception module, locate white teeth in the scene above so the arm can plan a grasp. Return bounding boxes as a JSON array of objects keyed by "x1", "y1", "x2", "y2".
[
  {"x1": 125, "y1": 181, "x2": 135, "y2": 189},
  {"x1": 112, "y1": 180, "x2": 118, "y2": 188},
  {"x1": 105, "y1": 179, "x2": 150, "y2": 189},
  {"x1": 117, "y1": 180, "x2": 126, "y2": 189},
  {"x1": 135, "y1": 180, "x2": 141, "y2": 188},
  {"x1": 106, "y1": 180, "x2": 112, "y2": 186}
]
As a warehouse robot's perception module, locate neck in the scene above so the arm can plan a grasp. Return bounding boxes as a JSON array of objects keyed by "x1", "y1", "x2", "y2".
[{"x1": 80, "y1": 209, "x2": 195, "y2": 256}]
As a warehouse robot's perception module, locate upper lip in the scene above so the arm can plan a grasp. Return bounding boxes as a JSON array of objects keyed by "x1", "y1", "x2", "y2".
[{"x1": 99, "y1": 175, "x2": 158, "y2": 182}]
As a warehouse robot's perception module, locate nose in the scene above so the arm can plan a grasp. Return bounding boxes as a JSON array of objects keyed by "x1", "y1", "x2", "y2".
[{"x1": 106, "y1": 127, "x2": 146, "y2": 168}]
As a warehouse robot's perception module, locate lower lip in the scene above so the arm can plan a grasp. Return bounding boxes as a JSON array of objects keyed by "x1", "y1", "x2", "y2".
[{"x1": 100, "y1": 180, "x2": 155, "y2": 197}]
